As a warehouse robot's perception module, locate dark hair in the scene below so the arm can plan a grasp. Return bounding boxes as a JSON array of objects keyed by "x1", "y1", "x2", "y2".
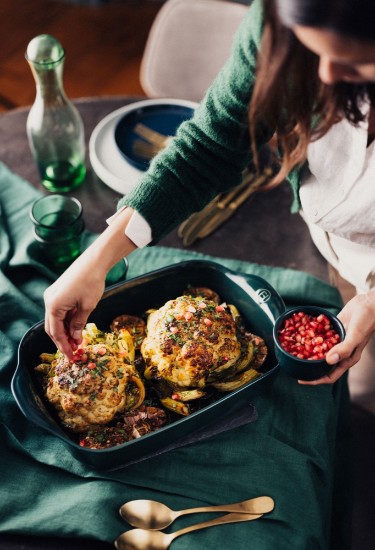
[
  {"x1": 276, "y1": 0, "x2": 375, "y2": 41},
  {"x1": 249, "y1": 0, "x2": 375, "y2": 187}
]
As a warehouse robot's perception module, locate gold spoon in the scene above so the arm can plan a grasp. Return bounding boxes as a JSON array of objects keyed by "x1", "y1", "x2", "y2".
[
  {"x1": 119, "y1": 495, "x2": 274, "y2": 530},
  {"x1": 115, "y1": 512, "x2": 263, "y2": 550}
]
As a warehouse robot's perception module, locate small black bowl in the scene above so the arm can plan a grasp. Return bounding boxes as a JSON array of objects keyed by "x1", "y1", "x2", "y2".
[{"x1": 273, "y1": 306, "x2": 345, "y2": 381}]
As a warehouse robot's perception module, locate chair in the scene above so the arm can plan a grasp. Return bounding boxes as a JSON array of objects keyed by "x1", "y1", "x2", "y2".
[{"x1": 140, "y1": 0, "x2": 249, "y2": 102}]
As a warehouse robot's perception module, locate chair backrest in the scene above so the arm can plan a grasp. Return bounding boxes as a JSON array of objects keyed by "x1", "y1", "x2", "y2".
[{"x1": 140, "y1": 0, "x2": 248, "y2": 102}]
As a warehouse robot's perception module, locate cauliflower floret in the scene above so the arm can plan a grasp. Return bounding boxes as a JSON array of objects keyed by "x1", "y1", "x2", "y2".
[
  {"x1": 141, "y1": 295, "x2": 241, "y2": 388},
  {"x1": 38, "y1": 324, "x2": 145, "y2": 432}
]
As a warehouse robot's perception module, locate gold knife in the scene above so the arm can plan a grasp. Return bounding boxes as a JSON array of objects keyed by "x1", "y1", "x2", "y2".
[
  {"x1": 179, "y1": 169, "x2": 255, "y2": 246},
  {"x1": 195, "y1": 169, "x2": 271, "y2": 240}
]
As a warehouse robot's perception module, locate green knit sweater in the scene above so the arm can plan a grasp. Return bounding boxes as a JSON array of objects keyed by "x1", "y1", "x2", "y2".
[{"x1": 118, "y1": 0, "x2": 301, "y2": 242}]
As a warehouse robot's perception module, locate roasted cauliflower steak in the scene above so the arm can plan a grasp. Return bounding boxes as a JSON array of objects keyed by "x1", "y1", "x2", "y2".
[
  {"x1": 35, "y1": 323, "x2": 145, "y2": 432},
  {"x1": 140, "y1": 292, "x2": 267, "y2": 415}
]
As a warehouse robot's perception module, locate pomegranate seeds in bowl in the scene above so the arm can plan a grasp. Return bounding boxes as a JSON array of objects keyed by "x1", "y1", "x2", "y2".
[
  {"x1": 278, "y1": 311, "x2": 341, "y2": 361},
  {"x1": 273, "y1": 306, "x2": 345, "y2": 381}
]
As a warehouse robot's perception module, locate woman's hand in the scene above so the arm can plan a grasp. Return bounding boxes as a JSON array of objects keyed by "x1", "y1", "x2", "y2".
[
  {"x1": 44, "y1": 207, "x2": 137, "y2": 360},
  {"x1": 44, "y1": 250, "x2": 106, "y2": 360},
  {"x1": 299, "y1": 290, "x2": 375, "y2": 385}
]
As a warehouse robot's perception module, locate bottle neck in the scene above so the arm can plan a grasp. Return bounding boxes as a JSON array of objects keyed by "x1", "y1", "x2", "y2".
[{"x1": 29, "y1": 61, "x2": 66, "y2": 101}]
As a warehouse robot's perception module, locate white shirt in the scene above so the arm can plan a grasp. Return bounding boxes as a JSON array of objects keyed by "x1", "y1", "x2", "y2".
[
  {"x1": 106, "y1": 206, "x2": 152, "y2": 248},
  {"x1": 300, "y1": 105, "x2": 375, "y2": 292}
]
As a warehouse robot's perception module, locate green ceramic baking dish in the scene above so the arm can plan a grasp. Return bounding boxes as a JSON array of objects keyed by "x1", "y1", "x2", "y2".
[{"x1": 11, "y1": 260, "x2": 285, "y2": 470}]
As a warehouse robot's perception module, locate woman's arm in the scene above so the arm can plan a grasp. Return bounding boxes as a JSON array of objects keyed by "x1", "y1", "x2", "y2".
[
  {"x1": 118, "y1": 0, "x2": 267, "y2": 241},
  {"x1": 44, "y1": 207, "x2": 137, "y2": 359}
]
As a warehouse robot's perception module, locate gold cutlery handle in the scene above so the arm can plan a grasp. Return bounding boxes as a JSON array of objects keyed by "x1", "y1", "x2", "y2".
[
  {"x1": 170, "y1": 512, "x2": 263, "y2": 540},
  {"x1": 178, "y1": 495, "x2": 274, "y2": 517},
  {"x1": 195, "y1": 169, "x2": 272, "y2": 239},
  {"x1": 179, "y1": 168, "x2": 253, "y2": 245},
  {"x1": 132, "y1": 139, "x2": 162, "y2": 159},
  {"x1": 134, "y1": 123, "x2": 170, "y2": 147}
]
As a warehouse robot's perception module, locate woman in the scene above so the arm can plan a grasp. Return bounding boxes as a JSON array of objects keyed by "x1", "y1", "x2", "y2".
[{"x1": 44, "y1": 0, "x2": 375, "y2": 411}]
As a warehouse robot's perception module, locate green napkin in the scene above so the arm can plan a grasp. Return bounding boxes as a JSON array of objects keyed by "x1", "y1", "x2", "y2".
[{"x1": 0, "y1": 162, "x2": 351, "y2": 549}]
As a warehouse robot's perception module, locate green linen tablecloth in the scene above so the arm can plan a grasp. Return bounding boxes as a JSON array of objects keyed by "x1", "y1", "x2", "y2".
[{"x1": 0, "y1": 162, "x2": 352, "y2": 549}]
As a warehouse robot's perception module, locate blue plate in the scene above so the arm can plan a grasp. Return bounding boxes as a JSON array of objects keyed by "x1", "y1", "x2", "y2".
[{"x1": 114, "y1": 102, "x2": 195, "y2": 171}]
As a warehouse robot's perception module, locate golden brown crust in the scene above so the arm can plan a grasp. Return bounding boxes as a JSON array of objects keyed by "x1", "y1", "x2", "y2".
[{"x1": 141, "y1": 295, "x2": 242, "y2": 388}]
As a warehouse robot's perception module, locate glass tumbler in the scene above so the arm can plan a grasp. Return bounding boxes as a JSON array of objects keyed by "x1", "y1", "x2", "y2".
[{"x1": 30, "y1": 194, "x2": 84, "y2": 269}]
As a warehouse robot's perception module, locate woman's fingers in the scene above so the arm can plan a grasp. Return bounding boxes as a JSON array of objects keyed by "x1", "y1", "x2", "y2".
[
  {"x1": 44, "y1": 270, "x2": 102, "y2": 357},
  {"x1": 298, "y1": 344, "x2": 364, "y2": 386}
]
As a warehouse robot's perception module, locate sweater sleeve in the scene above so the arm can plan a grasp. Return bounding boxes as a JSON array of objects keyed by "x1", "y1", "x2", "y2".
[{"x1": 118, "y1": 0, "x2": 268, "y2": 242}]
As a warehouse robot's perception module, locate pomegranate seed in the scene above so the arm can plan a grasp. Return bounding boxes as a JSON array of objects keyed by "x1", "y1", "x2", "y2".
[
  {"x1": 277, "y1": 310, "x2": 341, "y2": 361},
  {"x1": 68, "y1": 337, "x2": 78, "y2": 351}
]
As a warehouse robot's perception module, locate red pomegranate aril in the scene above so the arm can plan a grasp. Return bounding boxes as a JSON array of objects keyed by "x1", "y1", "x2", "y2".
[{"x1": 278, "y1": 310, "x2": 341, "y2": 361}]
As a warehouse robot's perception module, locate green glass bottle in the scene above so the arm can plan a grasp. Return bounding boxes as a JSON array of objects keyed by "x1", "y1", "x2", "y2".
[{"x1": 26, "y1": 34, "x2": 86, "y2": 192}]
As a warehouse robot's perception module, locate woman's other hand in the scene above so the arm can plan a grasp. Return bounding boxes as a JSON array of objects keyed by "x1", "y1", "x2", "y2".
[{"x1": 299, "y1": 290, "x2": 375, "y2": 385}]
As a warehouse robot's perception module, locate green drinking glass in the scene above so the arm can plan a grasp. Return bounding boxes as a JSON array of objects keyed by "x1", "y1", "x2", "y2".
[{"x1": 30, "y1": 194, "x2": 84, "y2": 269}]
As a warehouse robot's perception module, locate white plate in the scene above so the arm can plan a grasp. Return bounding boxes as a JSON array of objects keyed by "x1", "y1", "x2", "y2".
[{"x1": 89, "y1": 98, "x2": 198, "y2": 195}]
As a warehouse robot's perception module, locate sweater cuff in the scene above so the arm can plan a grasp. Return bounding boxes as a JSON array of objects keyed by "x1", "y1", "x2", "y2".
[{"x1": 106, "y1": 206, "x2": 152, "y2": 248}]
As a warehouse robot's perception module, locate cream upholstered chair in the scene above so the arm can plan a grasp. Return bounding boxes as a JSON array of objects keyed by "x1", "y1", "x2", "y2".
[{"x1": 140, "y1": 0, "x2": 249, "y2": 102}]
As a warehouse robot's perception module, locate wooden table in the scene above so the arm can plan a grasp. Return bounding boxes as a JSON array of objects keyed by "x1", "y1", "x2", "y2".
[{"x1": 0, "y1": 96, "x2": 331, "y2": 550}]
